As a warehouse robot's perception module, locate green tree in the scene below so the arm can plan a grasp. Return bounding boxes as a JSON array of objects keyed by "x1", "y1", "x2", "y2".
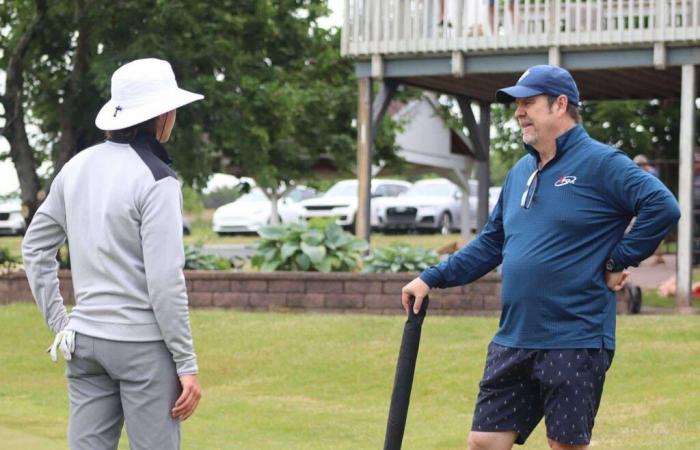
[
  {"x1": 490, "y1": 98, "x2": 700, "y2": 192},
  {"x1": 489, "y1": 102, "x2": 522, "y2": 185},
  {"x1": 582, "y1": 99, "x2": 696, "y2": 195},
  {"x1": 0, "y1": 0, "x2": 47, "y2": 221},
  {"x1": 1, "y1": 0, "x2": 401, "y2": 225}
]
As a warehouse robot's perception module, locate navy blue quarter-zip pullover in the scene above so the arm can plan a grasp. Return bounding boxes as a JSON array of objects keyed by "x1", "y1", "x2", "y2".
[{"x1": 420, "y1": 125, "x2": 680, "y2": 349}]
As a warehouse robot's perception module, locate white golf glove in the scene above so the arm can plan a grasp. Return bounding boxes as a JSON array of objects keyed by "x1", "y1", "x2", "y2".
[{"x1": 47, "y1": 330, "x2": 75, "y2": 362}]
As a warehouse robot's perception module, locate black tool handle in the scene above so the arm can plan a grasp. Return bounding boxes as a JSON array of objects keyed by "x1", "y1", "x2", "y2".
[{"x1": 383, "y1": 295, "x2": 429, "y2": 450}]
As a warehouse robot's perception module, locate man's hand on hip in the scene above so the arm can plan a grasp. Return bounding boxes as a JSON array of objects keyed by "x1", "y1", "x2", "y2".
[
  {"x1": 605, "y1": 270, "x2": 630, "y2": 292},
  {"x1": 402, "y1": 277, "x2": 430, "y2": 314},
  {"x1": 172, "y1": 374, "x2": 202, "y2": 421}
]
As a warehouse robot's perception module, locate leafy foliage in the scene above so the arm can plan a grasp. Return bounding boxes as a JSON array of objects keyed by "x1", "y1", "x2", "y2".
[
  {"x1": 489, "y1": 98, "x2": 699, "y2": 190},
  {"x1": 490, "y1": 103, "x2": 525, "y2": 184},
  {"x1": 363, "y1": 243, "x2": 439, "y2": 273},
  {"x1": 182, "y1": 186, "x2": 205, "y2": 215},
  {"x1": 184, "y1": 245, "x2": 232, "y2": 271},
  {"x1": 201, "y1": 186, "x2": 245, "y2": 209},
  {"x1": 1, "y1": 0, "x2": 404, "y2": 224},
  {"x1": 434, "y1": 93, "x2": 698, "y2": 189},
  {"x1": 0, "y1": 247, "x2": 22, "y2": 275},
  {"x1": 430, "y1": 97, "x2": 525, "y2": 185},
  {"x1": 251, "y1": 221, "x2": 368, "y2": 272},
  {"x1": 581, "y1": 99, "x2": 692, "y2": 195}
]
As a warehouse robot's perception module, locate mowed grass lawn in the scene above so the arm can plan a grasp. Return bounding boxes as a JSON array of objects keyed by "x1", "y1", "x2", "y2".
[{"x1": 1, "y1": 304, "x2": 699, "y2": 449}]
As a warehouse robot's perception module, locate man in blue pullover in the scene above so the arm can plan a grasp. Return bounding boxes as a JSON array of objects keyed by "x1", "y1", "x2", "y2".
[{"x1": 401, "y1": 65, "x2": 680, "y2": 450}]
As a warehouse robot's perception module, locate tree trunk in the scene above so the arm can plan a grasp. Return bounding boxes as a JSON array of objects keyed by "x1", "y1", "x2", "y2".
[
  {"x1": 52, "y1": 0, "x2": 92, "y2": 182},
  {"x1": 268, "y1": 189, "x2": 281, "y2": 225},
  {"x1": 0, "y1": 0, "x2": 48, "y2": 224}
]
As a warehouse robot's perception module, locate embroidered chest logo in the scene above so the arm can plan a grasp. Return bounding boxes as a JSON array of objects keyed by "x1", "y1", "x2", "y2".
[{"x1": 554, "y1": 176, "x2": 577, "y2": 187}]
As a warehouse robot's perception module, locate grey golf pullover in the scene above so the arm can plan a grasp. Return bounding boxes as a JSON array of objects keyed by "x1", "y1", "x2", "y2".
[{"x1": 22, "y1": 133, "x2": 198, "y2": 376}]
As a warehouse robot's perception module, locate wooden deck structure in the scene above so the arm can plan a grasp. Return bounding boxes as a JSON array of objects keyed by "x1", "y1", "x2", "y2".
[{"x1": 342, "y1": 0, "x2": 700, "y2": 310}]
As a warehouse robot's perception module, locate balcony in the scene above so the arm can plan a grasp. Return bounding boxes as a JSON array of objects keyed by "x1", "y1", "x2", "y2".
[
  {"x1": 342, "y1": 0, "x2": 700, "y2": 57},
  {"x1": 344, "y1": 1, "x2": 699, "y2": 308}
]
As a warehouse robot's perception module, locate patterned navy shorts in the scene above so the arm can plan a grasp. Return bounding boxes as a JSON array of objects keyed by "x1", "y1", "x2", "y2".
[{"x1": 471, "y1": 342, "x2": 614, "y2": 446}]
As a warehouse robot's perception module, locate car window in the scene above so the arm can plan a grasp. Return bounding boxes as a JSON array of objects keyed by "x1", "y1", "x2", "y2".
[
  {"x1": 285, "y1": 192, "x2": 299, "y2": 202},
  {"x1": 403, "y1": 181, "x2": 456, "y2": 197},
  {"x1": 286, "y1": 187, "x2": 317, "y2": 202},
  {"x1": 300, "y1": 188, "x2": 317, "y2": 200},
  {"x1": 373, "y1": 185, "x2": 392, "y2": 197},
  {"x1": 285, "y1": 189, "x2": 304, "y2": 203},
  {"x1": 387, "y1": 185, "x2": 408, "y2": 196},
  {"x1": 239, "y1": 188, "x2": 267, "y2": 202},
  {"x1": 324, "y1": 183, "x2": 357, "y2": 197}
]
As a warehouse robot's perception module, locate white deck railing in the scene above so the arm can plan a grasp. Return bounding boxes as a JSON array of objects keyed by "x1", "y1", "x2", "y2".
[{"x1": 341, "y1": 0, "x2": 700, "y2": 56}]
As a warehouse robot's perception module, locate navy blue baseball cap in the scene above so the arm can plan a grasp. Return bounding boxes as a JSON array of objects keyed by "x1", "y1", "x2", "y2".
[{"x1": 496, "y1": 65, "x2": 580, "y2": 105}]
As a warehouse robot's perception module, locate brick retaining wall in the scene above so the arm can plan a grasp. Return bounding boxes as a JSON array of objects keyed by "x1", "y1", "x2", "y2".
[
  {"x1": 0, "y1": 270, "x2": 636, "y2": 315},
  {"x1": 0, "y1": 270, "x2": 501, "y2": 315}
]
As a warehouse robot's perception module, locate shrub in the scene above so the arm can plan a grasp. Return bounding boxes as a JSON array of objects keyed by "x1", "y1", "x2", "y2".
[
  {"x1": 363, "y1": 243, "x2": 439, "y2": 273},
  {"x1": 252, "y1": 222, "x2": 368, "y2": 272},
  {"x1": 58, "y1": 246, "x2": 71, "y2": 270},
  {"x1": 182, "y1": 185, "x2": 205, "y2": 215},
  {"x1": 184, "y1": 245, "x2": 232, "y2": 271},
  {"x1": 0, "y1": 247, "x2": 22, "y2": 275}
]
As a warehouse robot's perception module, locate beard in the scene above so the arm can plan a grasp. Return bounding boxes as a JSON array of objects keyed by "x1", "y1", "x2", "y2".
[{"x1": 521, "y1": 127, "x2": 537, "y2": 145}]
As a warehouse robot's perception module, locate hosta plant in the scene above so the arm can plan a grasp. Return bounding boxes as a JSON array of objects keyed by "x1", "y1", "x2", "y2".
[
  {"x1": 252, "y1": 222, "x2": 368, "y2": 272},
  {"x1": 184, "y1": 245, "x2": 232, "y2": 271},
  {"x1": 363, "y1": 243, "x2": 440, "y2": 273}
]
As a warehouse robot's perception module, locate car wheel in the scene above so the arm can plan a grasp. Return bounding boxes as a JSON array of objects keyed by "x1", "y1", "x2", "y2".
[{"x1": 437, "y1": 212, "x2": 452, "y2": 235}]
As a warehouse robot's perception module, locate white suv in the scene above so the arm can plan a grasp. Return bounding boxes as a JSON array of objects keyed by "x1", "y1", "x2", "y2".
[
  {"x1": 0, "y1": 198, "x2": 26, "y2": 236},
  {"x1": 299, "y1": 179, "x2": 411, "y2": 230}
]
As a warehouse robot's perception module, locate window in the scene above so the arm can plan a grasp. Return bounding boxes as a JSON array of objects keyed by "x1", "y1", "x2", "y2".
[
  {"x1": 373, "y1": 185, "x2": 392, "y2": 197},
  {"x1": 389, "y1": 184, "x2": 409, "y2": 196}
]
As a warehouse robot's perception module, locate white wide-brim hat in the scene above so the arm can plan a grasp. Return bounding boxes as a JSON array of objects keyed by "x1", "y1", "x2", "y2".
[{"x1": 95, "y1": 58, "x2": 204, "y2": 131}]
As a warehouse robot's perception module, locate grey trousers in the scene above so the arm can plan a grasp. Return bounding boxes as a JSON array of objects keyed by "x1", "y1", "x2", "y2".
[{"x1": 66, "y1": 333, "x2": 181, "y2": 450}]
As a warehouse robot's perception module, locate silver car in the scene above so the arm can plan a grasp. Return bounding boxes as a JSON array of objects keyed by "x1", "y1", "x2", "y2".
[
  {"x1": 373, "y1": 178, "x2": 465, "y2": 234},
  {"x1": 299, "y1": 179, "x2": 411, "y2": 231},
  {"x1": 374, "y1": 178, "x2": 500, "y2": 234}
]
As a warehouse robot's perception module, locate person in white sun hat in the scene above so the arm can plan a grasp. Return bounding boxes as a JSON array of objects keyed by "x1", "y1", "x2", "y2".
[{"x1": 22, "y1": 58, "x2": 203, "y2": 450}]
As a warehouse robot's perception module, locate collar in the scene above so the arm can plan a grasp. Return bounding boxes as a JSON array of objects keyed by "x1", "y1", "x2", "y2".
[
  {"x1": 524, "y1": 124, "x2": 587, "y2": 166},
  {"x1": 108, "y1": 132, "x2": 173, "y2": 166}
]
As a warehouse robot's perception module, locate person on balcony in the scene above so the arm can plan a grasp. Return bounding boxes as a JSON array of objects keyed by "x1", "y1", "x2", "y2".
[
  {"x1": 22, "y1": 58, "x2": 202, "y2": 450},
  {"x1": 439, "y1": 0, "x2": 515, "y2": 35},
  {"x1": 438, "y1": 0, "x2": 451, "y2": 27},
  {"x1": 489, "y1": 0, "x2": 515, "y2": 33},
  {"x1": 401, "y1": 65, "x2": 680, "y2": 450}
]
